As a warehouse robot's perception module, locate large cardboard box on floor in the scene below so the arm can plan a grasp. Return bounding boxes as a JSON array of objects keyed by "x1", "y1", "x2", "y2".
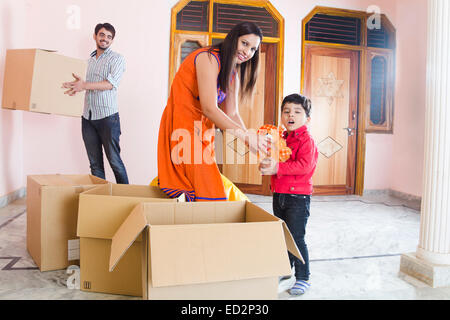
[
  {"x1": 1, "y1": 49, "x2": 87, "y2": 117},
  {"x1": 76, "y1": 184, "x2": 183, "y2": 297},
  {"x1": 109, "y1": 201, "x2": 303, "y2": 300},
  {"x1": 26, "y1": 174, "x2": 109, "y2": 272}
]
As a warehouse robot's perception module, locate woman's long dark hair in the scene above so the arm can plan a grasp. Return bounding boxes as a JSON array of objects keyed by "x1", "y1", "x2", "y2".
[{"x1": 208, "y1": 22, "x2": 263, "y2": 98}]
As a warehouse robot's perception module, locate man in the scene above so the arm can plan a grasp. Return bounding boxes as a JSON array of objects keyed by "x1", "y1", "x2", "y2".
[{"x1": 63, "y1": 22, "x2": 129, "y2": 184}]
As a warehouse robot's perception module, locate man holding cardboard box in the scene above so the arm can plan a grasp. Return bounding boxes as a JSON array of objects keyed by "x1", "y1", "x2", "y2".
[{"x1": 62, "y1": 23, "x2": 129, "y2": 184}]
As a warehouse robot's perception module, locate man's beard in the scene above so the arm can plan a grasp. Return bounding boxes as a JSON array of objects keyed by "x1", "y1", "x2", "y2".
[{"x1": 97, "y1": 42, "x2": 110, "y2": 50}]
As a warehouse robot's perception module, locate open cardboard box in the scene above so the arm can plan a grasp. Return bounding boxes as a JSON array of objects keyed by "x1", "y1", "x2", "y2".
[
  {"x1": 76, "y1": 184, "x2": 184, "y2": 296},
  {"x1": 109, "y1": 201, "x2": 302, "y2": 300},
  {"x1": 2, "y1": 49, "x2": 87, "y2": 117},
  {"x1": 26, "y1": 174, "x2": 109, "y2": 271}
]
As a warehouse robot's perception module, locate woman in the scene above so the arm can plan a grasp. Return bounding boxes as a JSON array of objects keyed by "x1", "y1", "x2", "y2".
[{"x1": 158, "y1": 22, "x2": 268, "y2": 201}]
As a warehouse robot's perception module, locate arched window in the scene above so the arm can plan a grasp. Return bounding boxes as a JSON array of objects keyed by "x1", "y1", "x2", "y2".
[{"x1": 169, "y1": 0, "x2": 284, "y2": 107}]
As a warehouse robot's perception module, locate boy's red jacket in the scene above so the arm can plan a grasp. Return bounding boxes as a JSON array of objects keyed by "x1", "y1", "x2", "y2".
[{"x1": 271, "y1": 125, "x2": 319, "y2": 195}]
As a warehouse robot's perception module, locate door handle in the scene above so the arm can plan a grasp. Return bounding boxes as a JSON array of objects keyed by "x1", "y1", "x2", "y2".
[{"x1": 343, "y1": 127, "x2": 356, "y2": 136}]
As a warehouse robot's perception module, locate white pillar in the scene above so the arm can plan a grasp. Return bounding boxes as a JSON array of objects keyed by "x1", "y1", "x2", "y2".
[
  {"x1": 418, "y1": 0, "x2": 450, "y2": 265},
  {"x1": 400, "y1": 0, "x2": 450, "y2": 287}
]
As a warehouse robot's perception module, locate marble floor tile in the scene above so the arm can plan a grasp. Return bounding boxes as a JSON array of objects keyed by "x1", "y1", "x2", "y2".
[{"x1": 0, "y1": 193, "x2": 449, "y2": 300}]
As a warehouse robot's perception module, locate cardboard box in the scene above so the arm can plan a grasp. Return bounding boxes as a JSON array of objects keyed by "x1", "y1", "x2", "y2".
[
  {"x1": 2, "y1": 49, "x2": 87, "y2": 117},
  {"x1": 26, "y1": 174, "x2": 108, "y2": 272},
  {"x1": 76, "y1": 184, "x2": 183, "y2": 297},
  {"x1": 109, "y1": 201, "x2": 303, "y2": 300}
]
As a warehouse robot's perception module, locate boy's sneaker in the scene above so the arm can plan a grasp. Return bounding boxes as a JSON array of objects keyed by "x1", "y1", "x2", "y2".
[{"x1": 288, "y1": 280, "x2": 311, "y2": 295}]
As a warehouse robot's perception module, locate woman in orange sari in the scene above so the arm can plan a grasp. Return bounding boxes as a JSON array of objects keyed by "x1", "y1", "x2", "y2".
[{"x1": 158, "y1": 22, "x2": 269, "y2": 202}]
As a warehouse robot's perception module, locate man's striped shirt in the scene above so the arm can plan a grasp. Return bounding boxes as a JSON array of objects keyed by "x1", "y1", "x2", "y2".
[{"x1": 82, "y1": 47, "x2": 125, "y2": 120}]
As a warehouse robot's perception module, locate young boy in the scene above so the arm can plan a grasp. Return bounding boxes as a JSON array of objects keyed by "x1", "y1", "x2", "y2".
[{"x1": 259, "y1": 93, "x2": 318, "y2": 295}]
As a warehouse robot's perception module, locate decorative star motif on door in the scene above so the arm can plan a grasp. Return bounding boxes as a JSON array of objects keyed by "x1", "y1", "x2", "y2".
[{"x1": 315, "y1": 72, "x2": 345, "y2": 106}]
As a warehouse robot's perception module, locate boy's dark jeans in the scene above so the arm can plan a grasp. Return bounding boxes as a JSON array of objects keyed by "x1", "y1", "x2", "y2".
[
  {"x1": 82, "y1": 112, "x2": 129, "y2": 184},
  {"x1": 273, "y1": 193, "x2": 310, "y2": 281}
]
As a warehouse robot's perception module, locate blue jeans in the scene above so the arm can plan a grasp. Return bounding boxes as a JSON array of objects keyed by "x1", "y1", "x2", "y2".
[
  {"x1": 81, "y1": 112, "x2": 129, "y2": 184},
  {"x1": 273, "y1": 193, "x2": 310, "y2": 281}
]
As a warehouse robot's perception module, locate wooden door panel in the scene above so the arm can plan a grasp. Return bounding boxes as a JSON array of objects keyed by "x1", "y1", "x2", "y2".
[
  {"x1": 219, "y1": 43, "x2": 277, "y2": 195},
  {"x1": 221, "y1": 51, "x2": 266, "y2": 186},
  {"x1": 311, "y1": 55, "x2": 350, "y2": 186},
  {"x1": 304, "y1": 45, "x2": 359, "y2": 195}
]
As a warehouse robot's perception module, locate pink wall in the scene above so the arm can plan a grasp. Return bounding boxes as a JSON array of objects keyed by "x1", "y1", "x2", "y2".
[
  {"x1": 0, "y1": 0, "x2": 428, "y2": 198},
  {"x1": 0, "y1": 0, "x2": 25, "y2": 197},
  {"x1": 276, "y1": 0, "x2": 427, "y2": 197},
  {"x1": 19, "y1": 0, "x2": 178, "y2": 186},
  {"x1": 363, "y1": 0, "x2": 427, "y2": 197},
  {"x1": 390, "y1": 0, "x2": 427, "y2": 197}
]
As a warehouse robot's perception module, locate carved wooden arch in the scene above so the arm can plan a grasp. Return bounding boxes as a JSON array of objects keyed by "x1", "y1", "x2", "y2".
[{"x1": 168, "y1": 0, "x2": 285, "y2": 116}]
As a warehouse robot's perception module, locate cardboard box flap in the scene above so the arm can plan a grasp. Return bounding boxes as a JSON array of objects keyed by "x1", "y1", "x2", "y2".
[
  {"x1": 77, "y1": 184, "x2": 179, "y2": 240},
  {"x1": 77, "y1": 185, "x2": 180, "y2": 239},
  {"x1": 63, "y1": 174, "x2": 107, "y2": 185},
  {"x1": 133, "y1": 201, "x2": 246, "y2": 226},
  {"x1": 28, "y1": 174, "x2": 106, "y2": 187},
  {"x1": 29, "y1": 174, "x2": 77, "y2": 187},
  {"x1": 149, "y1": 222, "x2": 291, "y2": 288},
  {"x1": 81, "y1": 183, "x2": 168, "y2": 198},
  {"x1": 246, "y1": 201, "x2": 303, "y2": 262},
  {"x1": 281, "y1": 222, "x2": 304, "y2": 263},
  {"x1": 172, "y1": 201, "x2": 246, "y2": 224},
  {"x1": 109, "y1": 204, "x2": 148, "y2": 272},
  {"x1": 37, "y1": 49, "x2": 57, "y2": 52}
]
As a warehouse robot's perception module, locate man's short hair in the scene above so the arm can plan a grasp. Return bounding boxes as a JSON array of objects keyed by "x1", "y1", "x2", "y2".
[{"x1": 95, "y1": 23, "x2": 116, "y2": 39}]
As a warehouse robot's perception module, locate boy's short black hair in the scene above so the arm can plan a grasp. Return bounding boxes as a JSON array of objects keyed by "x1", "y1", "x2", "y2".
[
  {"x1": 95, "y1": 23, "x2": 116, "y2": 39},
  {"x1": 281, "y1": 93, "x2": 312, "y2": 117}
]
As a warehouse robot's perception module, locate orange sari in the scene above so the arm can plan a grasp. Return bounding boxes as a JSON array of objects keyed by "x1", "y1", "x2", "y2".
[{"x1": 157, "y1": 48, "x2": 227, "y2": 201}]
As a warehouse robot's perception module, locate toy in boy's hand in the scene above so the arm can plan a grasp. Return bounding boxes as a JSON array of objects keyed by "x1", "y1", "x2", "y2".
[{"x1": 257, "y1": 124, "x2": 292, "y2": 162}]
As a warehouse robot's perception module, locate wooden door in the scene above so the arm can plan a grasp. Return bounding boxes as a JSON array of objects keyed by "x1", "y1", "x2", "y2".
[
  {"x1": 218, "y1": 43, "x2": 277, "y2": 195},
  {"x1": 304, "y1": 45, "x2": 359, "y2": 195}
]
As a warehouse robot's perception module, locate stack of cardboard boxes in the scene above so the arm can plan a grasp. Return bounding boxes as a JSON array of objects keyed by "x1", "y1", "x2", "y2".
[{"x1": 26, "y1": 174, "x2": 301, "y2": 300}]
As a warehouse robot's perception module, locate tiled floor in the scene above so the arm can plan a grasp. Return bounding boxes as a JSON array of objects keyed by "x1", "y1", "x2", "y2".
[{"x1": 0, "y1": 193, "x2": 449, "y2": 300}]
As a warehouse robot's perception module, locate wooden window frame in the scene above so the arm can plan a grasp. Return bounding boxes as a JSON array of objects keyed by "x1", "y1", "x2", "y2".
[
  {"x1": 365, "y1": 49, "x2": 395, "y2": 133},
  {"x1": 169, "y1": 0, "x2": 285, "y2": 121}
]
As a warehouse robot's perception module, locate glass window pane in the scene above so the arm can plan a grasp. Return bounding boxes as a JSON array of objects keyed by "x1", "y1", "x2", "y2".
[
  {"x1": 180, "y1": 41, "x2": 202, "y2": 64},
  {"x1": 370, "y1": 56, "x2": 387, "y2": 125}
]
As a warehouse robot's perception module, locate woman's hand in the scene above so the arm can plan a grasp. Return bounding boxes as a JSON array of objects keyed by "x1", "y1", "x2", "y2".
[{"x1": 235, "y1": 129, "x2": 271, "y2": 156}]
